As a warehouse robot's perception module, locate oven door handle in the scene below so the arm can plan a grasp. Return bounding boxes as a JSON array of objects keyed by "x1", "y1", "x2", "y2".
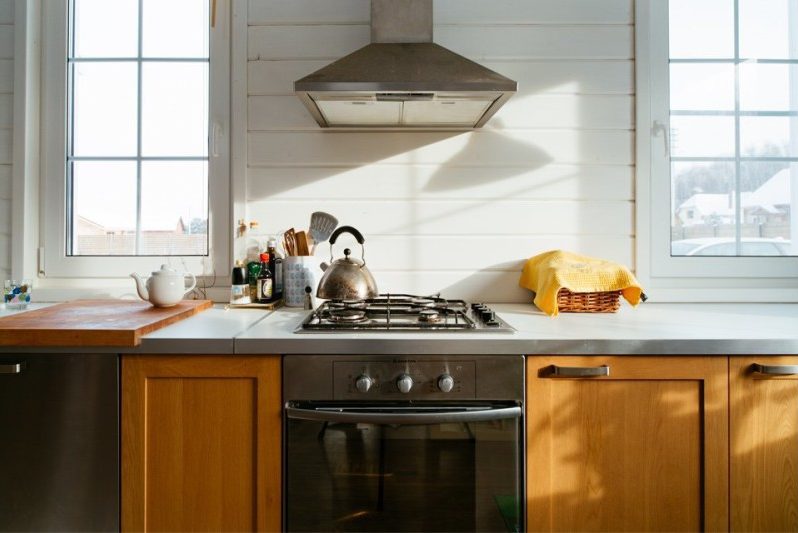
[{"x1": 285, "y1": 405, "x2": 522, "y2": 425}]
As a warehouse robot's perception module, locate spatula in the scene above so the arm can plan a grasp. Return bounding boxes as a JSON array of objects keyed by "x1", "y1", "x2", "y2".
[{"x1": 309, "y1": 212, "x2": 338, "y2": 254}]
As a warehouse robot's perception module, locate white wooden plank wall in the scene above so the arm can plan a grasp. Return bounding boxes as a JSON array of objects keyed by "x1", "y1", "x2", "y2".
[
  {"x1": 0, "y1": 0, "x2": 12, "y2": 281},
  {"x1": 246, "y1": 0, "x2": 635, "y2": 302}
]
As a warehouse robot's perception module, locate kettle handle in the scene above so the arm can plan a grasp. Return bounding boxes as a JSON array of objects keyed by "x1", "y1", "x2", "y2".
[
  {"x1": 329, "y1": 226, "x2": 365, "y2": 245},
  {"x1": 328, "y1": 226, "x2": 367, "y2": 269}
]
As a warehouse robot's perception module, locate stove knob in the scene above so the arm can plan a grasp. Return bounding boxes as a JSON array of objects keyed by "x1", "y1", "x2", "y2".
[
  {"x1": 396, "y1": 374, "x2": 413, "y2": 394},
  {"x1": 437, "y1": 374, "x2": 455, "y2": 393},
  {"x1": 355, "y1": 375, "x2": 373, "y2": 393}
]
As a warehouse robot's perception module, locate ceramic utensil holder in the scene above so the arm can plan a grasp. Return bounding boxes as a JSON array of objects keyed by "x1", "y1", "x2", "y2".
[{"x1": 283, "y1": 256, "x2": 322, "y2": 307}]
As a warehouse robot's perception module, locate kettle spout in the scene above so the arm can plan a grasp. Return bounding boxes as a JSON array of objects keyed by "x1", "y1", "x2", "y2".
[
  {"x1": 320, "y1": 262, "x2": 329, "y2": 272},
  {"x1": 130, "y1": 273, "x2": 149, "y2": 301}
]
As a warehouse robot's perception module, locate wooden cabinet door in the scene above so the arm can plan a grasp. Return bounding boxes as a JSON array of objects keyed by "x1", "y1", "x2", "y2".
[
  {"x1": 731, "y1": 356, "x2": 798, "y2": 532},
  {"x1": 527, "y1": 356, "x2": 728, "y2": 532},
  {"x1": 122, "y1": 355, "x2": 281, "y2": 532}
]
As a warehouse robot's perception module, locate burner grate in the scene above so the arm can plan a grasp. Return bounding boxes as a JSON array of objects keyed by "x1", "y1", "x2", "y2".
[{"x1": 302, "y1": 293, "x2": 479, "y2": 331}]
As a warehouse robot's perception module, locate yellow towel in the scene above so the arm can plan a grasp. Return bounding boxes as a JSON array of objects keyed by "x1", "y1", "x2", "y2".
[{"x1": 519, "y1": 250, "x2": 644, "y2": 316}]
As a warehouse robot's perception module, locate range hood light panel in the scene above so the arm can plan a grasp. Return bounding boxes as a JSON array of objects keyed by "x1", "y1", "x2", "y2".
[{"x1": 311, "y1": 92, "x2": 501, "y2": 127}]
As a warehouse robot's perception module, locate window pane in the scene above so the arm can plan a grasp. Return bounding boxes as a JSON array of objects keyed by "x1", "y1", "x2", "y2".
[
  {"x1": 670, "y1": 116, "x2": 736, "y2": 157},
  {"x1": 740, "y1": 64, "x2": 798, "y2": 111},
  {"x1": 670, "y1": 64, "x2": 735, "y2": 110},
  {"x1": 669, "y1": 0, "x2": 734, "y2": 59},
  {"x1": 73, "y1": 0, "x2": 138, "y2": 58},
  {"x1": 740, "y1": 117, "x2": 798, "y2": 157},
  {"x1": 140, "y1": 162, "x2": 208, "y2": 255},
  {"x1": 141, "y1": 63, "x2": 209, "y2": 157},
  {"x1": 72, "y1": 161, "x2": 137, "y2": 256},
  {"x1": 72, "y1": 63, "x2": 138, "y2": 157},
  {"x1": 739, "y1": 0, "x2": 798, "y2": 59},
  {"x1": 143, "y1": 0, "x2": 210, "y2": 58},
  {"x1": 741, "y1": 162, "x2": 795, "y2": 255},
  {"x1": 671, "y1": 161, "x2": 737, "y2": 255}
]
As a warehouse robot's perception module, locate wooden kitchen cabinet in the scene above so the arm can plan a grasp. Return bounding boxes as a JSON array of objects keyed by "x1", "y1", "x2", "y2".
[
  {"x1": 122, "y1": 355, "x2": 282, "y2": 532},
  {"x1": 730, "y1": 356, "x2": 798, "y2": 532},
  {"x1": 526, "y1": 356, "x2": 728, "y2": 532}
]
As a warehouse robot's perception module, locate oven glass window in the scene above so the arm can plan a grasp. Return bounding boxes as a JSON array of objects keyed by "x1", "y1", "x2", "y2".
[{"x1": 286, "y1": 410, "x2": 522, "y2": 532}]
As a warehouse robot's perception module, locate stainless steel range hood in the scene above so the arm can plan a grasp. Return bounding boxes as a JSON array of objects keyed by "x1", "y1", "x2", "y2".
[{"x1": 294, "y1": 0, "x2": 517, "y2": 129}]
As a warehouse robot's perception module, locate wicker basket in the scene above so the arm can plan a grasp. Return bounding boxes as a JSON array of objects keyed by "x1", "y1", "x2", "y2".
[{"x1": 557, "y1": 288, "x2": 621, "y2": 313}]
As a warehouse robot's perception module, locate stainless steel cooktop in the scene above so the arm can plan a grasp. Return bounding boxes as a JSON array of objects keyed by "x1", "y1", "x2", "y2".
[{"x1": 298, "y1": 294, "x2": 515, "y2": 333}]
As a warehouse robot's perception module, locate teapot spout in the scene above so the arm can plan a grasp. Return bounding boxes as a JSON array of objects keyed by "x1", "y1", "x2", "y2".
[{"x1": 130, "y1": 273, "x2": 149, "y2": 301}]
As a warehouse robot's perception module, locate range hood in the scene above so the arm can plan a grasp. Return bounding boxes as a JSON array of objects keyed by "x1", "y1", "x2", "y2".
[{"x1": 294, "y1": 0, "x2": 517, "y2": 129}]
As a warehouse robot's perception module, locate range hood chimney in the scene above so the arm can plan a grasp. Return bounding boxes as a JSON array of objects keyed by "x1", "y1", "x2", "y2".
[{"x1": 294, "y1": 0, "x2": 517, "y2": 129}]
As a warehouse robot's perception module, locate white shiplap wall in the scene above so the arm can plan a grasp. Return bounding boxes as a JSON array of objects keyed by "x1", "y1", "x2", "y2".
[
  {"x1": 0, "y1": 0, "x2": 13, "y2": 282},
  {"x1": 246, "y1": 0, "x2": 635, "y2": 302}
]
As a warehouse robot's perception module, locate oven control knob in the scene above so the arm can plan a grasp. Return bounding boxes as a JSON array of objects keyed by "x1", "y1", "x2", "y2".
[
  {"x1": 355, "y1": 375, "x2": 373, "y2": 393},
  {"x1": 437, "y1": 374, "x2": 455, "y2": 393},
  {"x1": 396, "y1": 374, "x2": 414, "y2": 394}
]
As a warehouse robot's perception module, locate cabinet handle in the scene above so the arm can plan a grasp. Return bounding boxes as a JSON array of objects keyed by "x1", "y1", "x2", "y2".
[
  {"x1": 751, "y1": 363, "x2": 798, "y2": 376},
  {"x1": 543, "y1": 364, "x2": 610, "y2": 378},
  {"x1": 0, "y1": 362, "x2": 25, "y2": 374}
]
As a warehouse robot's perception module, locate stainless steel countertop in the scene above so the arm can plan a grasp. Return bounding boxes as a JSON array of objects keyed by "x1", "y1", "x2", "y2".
[{"x1": 2, "y1": 302, "x2": 797, "y2": 355}]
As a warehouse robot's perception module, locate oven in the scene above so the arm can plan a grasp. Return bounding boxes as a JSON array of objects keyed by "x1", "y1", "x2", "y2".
[{"x1": 283, "y1": 355, "x2": 524, "y2": 532}]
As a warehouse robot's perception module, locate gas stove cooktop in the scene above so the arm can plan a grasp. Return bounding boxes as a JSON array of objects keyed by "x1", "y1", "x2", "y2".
[{"x1": 298, "y1": 294, "x2": 515, "y2": 333}]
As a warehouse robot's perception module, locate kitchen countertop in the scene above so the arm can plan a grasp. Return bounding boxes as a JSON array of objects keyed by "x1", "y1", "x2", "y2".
[
  {"x1": 235, "y1": 303, "x2": 798, "y2": 355},
  {"x1": 2, "y1": 302, "x2": 797, "y2": 354},
  {"x1": 0, "y1": 303, "x2": 271, "y2": 354}
]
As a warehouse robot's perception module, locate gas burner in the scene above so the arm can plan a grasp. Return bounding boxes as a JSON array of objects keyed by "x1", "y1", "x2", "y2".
[
  {"x1": 299, "y1": 294, "x2": 514, "y2": 332},
  {"x1": 328, "y1": 308, "x2": 368, "y2": 323},
  {"x1": 418, "y1": 309, "x2": 442, "y2": 323}
]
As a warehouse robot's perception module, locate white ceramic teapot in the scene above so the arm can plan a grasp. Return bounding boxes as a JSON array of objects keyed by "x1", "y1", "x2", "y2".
[{"x1": 131, "y1": 265, "x2": 196, "y2": 307}]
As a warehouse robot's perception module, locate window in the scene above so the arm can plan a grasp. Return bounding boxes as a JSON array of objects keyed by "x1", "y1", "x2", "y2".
[
  {"x1": 638, "y1": 0, "x2": 798, "y2": 288},
  {"x1": 41, "y1": 0, "x2": 230, "y2": 277}
]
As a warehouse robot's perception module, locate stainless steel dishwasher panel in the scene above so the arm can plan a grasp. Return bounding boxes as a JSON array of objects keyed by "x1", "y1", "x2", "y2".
[{"x1": 0, "y1": 354, "x2": 119, "y2": 532}]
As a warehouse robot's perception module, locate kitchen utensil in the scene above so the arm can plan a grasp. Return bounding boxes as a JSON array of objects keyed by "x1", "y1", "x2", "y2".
[
  {"x1": 0, "y1": 299, "x2": 211, "y2": 347},
  {"x1": 283, "y1": 228, "x2": 297, "y2": 256},
  {"x1": 315, "y1": 226, "x2": 379, "y2": 300},
  {"x1": 295, "y1": 231, "x2": 311, "y2": 256},
  {"x1": 309, "y1": 212, "x2": 338, "y2": 253},
  {"x1": 283, "y1": 256, "x2": 322, "y2": 307},
  {"x1": 130, "y1": 265, "x2": 197, "y2": 307}
]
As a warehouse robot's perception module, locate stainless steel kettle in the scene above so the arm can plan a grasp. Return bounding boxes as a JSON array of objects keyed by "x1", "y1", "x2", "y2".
[{"x1": 316, "y1": 226, "x2": 379, "y2": 300}]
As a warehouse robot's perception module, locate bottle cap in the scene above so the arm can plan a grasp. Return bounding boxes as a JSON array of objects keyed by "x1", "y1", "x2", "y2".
[{"x1": 267, "y1": 237, "x2": 277, "y2": 247}]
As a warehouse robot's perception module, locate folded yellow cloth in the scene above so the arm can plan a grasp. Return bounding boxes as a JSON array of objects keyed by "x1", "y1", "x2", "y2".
[{"x1": 519, "y1": 250, "x2": 644, "y2": 316}]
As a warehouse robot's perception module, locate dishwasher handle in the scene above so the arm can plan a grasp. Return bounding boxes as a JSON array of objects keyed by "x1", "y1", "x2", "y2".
[
  {"x1": 0, "y1": 362, "x2": 25, "y2": 374},
  {"x1": 285, "y1": 404, "x2": 522, "y2": 425}
]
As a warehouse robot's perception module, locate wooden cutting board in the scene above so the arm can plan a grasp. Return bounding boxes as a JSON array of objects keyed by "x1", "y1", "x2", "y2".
[{"x1": 0, "y1": 299, "x2": 213, "y2": 347}]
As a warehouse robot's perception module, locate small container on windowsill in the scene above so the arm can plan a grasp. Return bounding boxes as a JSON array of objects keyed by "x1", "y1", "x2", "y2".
[{"x1": 4, "y1": 279, "x2": 33, "y2": 310}]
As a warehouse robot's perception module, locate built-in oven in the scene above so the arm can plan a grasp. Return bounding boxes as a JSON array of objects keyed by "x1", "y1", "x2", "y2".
[{"x1": 283, "y1": 355, "x2": 524, "y2": 532}]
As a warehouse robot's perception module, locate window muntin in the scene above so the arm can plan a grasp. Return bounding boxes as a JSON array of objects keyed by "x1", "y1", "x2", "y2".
[
  {"x1": 67, "y1": 0, "x2": 210, "y2": 256},
  {"x1": 668, "y1": 0, "x2": 797, "y2": 258}
]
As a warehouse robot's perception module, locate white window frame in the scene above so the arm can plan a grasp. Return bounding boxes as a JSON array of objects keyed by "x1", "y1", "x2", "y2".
[
  {"x1": 40, "y1": 0, "x2": 230, "y2": 279},
  {"x1": 636, "y1": 0, "x2": 798, "y2": 300}
]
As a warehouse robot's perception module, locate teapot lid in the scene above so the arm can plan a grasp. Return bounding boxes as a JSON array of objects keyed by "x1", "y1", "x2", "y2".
[{"x1": 151, "y1": 264, "x2": 180, "y2": 276}]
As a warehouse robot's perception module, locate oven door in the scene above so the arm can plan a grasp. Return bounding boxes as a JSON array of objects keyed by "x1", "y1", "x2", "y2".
[{"x1": 284, "y1": 402, "x2": 523, "y2": 532}]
